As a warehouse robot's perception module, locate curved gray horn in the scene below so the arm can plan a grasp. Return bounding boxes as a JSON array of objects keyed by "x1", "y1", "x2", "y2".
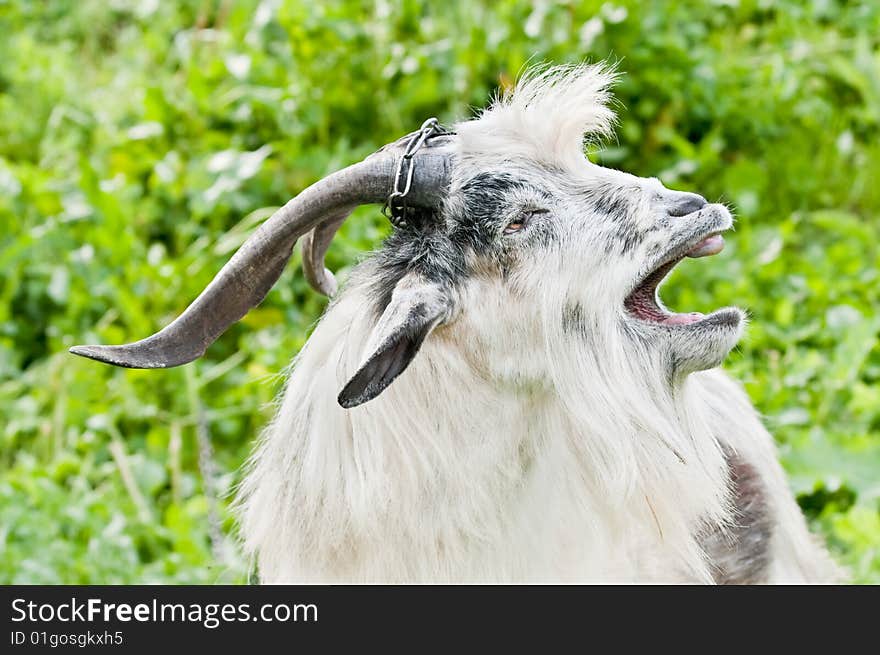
[
  {"x1": 301, "y1": 208, "x2": 350, "y2": 297},
  {"x1": 70, "y1": 135, "x2": 455, "y2": 369},
  {"x1": 301, "y1": 130, "x2": 457, "y2": 297}
]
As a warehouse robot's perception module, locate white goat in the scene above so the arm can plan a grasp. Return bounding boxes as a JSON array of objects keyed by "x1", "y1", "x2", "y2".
[{"x1": 73, "y1": 64, "x2": 839, "y2": 584}]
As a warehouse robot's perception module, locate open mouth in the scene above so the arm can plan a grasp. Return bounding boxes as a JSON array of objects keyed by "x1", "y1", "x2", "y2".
[{"x1": 624, "y1": 233, "x2": 725, "y2": 326}]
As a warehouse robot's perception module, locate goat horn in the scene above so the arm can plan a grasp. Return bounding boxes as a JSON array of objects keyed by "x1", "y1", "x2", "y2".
[
  {"x1": 301, "y1": 128, "x2": 456, "y2": 297},
  {"x1": 70, "y1": 134, "x2": 455, "y2": 368},
  {"x1": 301, "y1": 208, "x2": 350, "y2": 297}
]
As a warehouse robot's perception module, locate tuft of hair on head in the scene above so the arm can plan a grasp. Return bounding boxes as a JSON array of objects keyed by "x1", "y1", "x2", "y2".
[{"x1": 456, "y1": 61, "x2": 620, "y2": 171}]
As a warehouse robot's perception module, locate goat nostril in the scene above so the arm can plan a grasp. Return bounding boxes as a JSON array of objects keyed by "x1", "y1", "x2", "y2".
[{"x1": 668, "y1": 193, "x2": 708, "y2": 217}]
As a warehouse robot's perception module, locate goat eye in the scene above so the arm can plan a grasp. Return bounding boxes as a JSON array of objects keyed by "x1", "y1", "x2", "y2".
[{"x1": 504, "y1": 208, "x2": 547, "y2": 235}]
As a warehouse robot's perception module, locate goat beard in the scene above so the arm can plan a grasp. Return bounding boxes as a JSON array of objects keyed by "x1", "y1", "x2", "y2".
[{"x1": 540, "y1": 292, "x2": 730, "y2": 520}]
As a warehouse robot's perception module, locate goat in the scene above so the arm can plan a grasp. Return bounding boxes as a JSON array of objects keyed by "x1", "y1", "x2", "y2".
[{"x1": 72, "y1": 64, "x2": 839, "y2": 583}]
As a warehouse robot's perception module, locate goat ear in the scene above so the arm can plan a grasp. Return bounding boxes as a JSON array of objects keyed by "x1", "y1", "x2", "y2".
[{"x1": 338, "y1": 277, "x2": 451, "y2": 409}]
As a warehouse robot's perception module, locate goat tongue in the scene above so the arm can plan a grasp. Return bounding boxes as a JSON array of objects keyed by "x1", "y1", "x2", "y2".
[
  {"x1": 662, "y1": 312, "x2": 705, "y2": 325},
  {"x1": 687, "y1": 235, "x2": 724, "y2": 258}
]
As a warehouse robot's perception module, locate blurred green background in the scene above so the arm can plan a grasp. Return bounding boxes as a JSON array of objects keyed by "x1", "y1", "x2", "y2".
[{"x1": 0, "y1": 0, "x2": 878, "y2": 583}]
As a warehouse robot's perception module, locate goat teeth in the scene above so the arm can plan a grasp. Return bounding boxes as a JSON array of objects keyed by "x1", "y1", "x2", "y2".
[{"x1": 687, "y1": 235, "x2": 724, "y2": 258}]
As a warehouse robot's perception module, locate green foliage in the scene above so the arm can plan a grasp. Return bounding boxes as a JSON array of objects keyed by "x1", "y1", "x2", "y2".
[{"x1": 0, "y1": 0, "x2": 877, "y2": 583}]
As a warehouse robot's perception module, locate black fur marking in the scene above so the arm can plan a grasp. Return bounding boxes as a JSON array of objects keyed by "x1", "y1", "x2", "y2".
[
  {"x1": 368, "y1": 217, "x2": 465, "y2": 319},
  {"x1": 458, "y1": 172, "x2": 557, "y2": 278},
  {"x1": 456, "y1": 172, "x2": 530, "y2": 254},
  {"x1": 701, "y1": 448, "x2": 773, "y2": 584},
  {"x1": 368, "y1": 172, "x2": 546, "y2": 317},
  {"x1": 587, "y1": 187, "x2": 658, "y2": 256},
  {"x1": 595, "y1": 190, "x2": 630, "y2": 223},
  {"x1": 561, "y1": 303, "x2": 587, "y2": 337}
]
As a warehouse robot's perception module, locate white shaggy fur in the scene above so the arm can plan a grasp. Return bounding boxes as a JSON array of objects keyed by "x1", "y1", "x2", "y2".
[
  {"x1": 235, "y1": 64, "x2": 839, "y2": 583},
  {"x1": 456, "y1": 62, "x2": 618, "y2": 170}
]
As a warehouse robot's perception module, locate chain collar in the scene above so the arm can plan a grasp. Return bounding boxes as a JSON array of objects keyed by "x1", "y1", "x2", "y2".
[{"x1": 382, "y1": 117, "x2": 453, "y2": 229}]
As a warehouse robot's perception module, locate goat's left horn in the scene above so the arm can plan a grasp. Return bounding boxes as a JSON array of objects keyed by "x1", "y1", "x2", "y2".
[
  {"x1": 301, "y1": 207, "x2": 351, "y2": 297},
  {"x1": 70, "y1": 132, "x2": 455, "y2": 369}
]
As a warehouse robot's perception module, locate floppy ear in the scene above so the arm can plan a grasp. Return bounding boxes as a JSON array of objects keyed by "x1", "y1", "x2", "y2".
[{"x1": 338, "y1": 275, "x2": 451, "y2": 409}]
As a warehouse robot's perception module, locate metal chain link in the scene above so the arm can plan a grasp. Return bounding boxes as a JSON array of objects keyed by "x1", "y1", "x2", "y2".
[{"x1": 382, "y1": 117, "x2": 451, "y2": 229}]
